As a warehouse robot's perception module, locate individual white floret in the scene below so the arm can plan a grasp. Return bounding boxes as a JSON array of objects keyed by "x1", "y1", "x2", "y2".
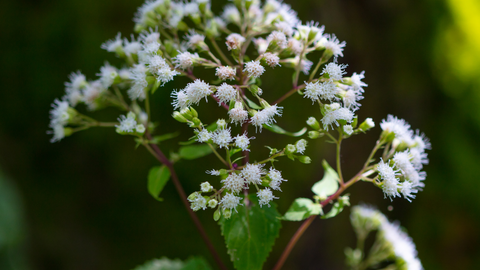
[
  {"x1": 97, "y1": 62, "x2": 118, "y2": 88},
  {"x1": 287, "y1": 38, "x2": 303, "y2": 55},
  {"x1": 322, "y1": 61, "x2": 347, "y2": 81},
  {"x1": 208, "y1": 199, "x2": 218, "y2": 208},
  {"x1": 342, "y1": 89, "x2": 363, "y2": 111},
  {"x1": 185, "y1": 30, "x2": 205, "y2": 49},
  {"x1": 196, "y1": 129, "x2": 212, "y2": 142},
  {"x1": 215, "y1": 66, "x2": 236, "y2": 81},
  {"x1": 214, "y1": 83, "x2": 236, "y2": 105},
  {"x1": 189, "y1": 193, "x2": 207, "y2": 211},
  {"x1": 380, "y1": 115, "x2": 414, "y2": 144},
  {"x1": 184, "y1": 2, "x2": 199, "y2": 15},
  {"x1": 228, "y1": 107, "x2": 249, "y2": 125},
  {"x1": 148, "y1": 54, "x2": 168, "y2": 73},
  {"x1": 253, "y1": 38, "x2": 269, "y2": 55},
  {"x1": 267, "y1": 31, "x2": 288, "y2": 49},
  {"x1": 118, "y1": 68, "x2": 131, "y2": 80},
  {"x1": 133, "y1": 0, "x2": 164, "y2": 25},
  {"x1": 216, "y1": 119, "x2": 227, "y2": 129},
  {"x1": 135, "y1": 124, "x2": 146, "y2": 133},
  {"x1": 156, "y1": 66, "x2": 180, "y2": 85},
  {"x1": 343, "y1": 125, "x2": 354, "y2": 135},
  {"x1": 206, "y1": 169, "x2": 220, "y2": 176},
  {"x1": 409, "y1": 148, "x2": 429, "y2": 170},
  {"x1": 128, "y1": 64, "x2": 149, "y2": 100},
  {"x1": 226, "y1": 33, "x2": 246, "y2": 51},
  {"x1": 399, "y1": 181, "x2": 418, "y2": 202},
  {"x1": 275, "y1": 21, "x2": 294, "y2": 37},
  {"x1": 212, "y1": 17, "x2": 227, "y2": 30},
  {"x1": 321, "y1": 103, "x2": 354, "y2": 130},
  {"x1": 241, "y1": 163, "x2": 264, "y2": 185},
  {"x1": 296, "y1": 22, "x2": 324, "y2": 43},
  {"x1": 82, "y1": 80, "x2": 104, "y2": 110},
  {"x1": 200, "y1": 182, "x2": 213, "y2": 193},
  {"x1": 265, "y1": 2, "x2": 299, "y2": 27},
  {"x1": 221, "y1": 173, "x2": 246, "y2": 194},
  {"x1": 244, "y1": 61, "x2": 265, "y2": 79},
  {"x1": 64, "y1": 71, "x2": 86, "y2": 107},
  {"x1": 49, "y1": 123, "x2": 65, "y2": 143},
  {"x1": 173, "y1": 51, "x2": 199, "y2": 69},
  {"x1": 303, "y1": 81, "x2": 321, "y2": 103},
  {"x1": 49, "y1": 99, "x2": 70, "y2": 126},
  {"x1": 319, "y1": 80, "x2": 340, "y2": 101},
  {"x1": 263, "y1": 53, "x2": 281, "y2": 68},
  {"x1": 168, "y1": 2, "x2": 185, "y2": 28},
  {"x1": 139, "y1": 28, "x2": 160, "y2": 44},
  {"x1": 184, "y1": 79, "x2": 212, "y2": 105},
  {"x1": 212, "y1": 128, "x2": 232, "y2": 148},
  {"x1": 250, "y1": 105, "x2": 283, "y2": 131},
  {"x1": 222, "y1": 4, "x2": 241, "y2": 25},
  {"x1": 123, "y1": 36, "x2": 142, "y2": 56},
  {"x1": 295, "y1": 139, "x2": 307, "y2": 154},
  {"x1": 220, "y1": 193, "x2": 242, "y2": 212},
  {"x1": 412, "y1": 131, "x2": 431, "y2": 153},
  {"x1": 116, "y1": 112, "x2": 137, "y2": 132},
  {"x1": 234, "y1": 133, "x2": 254, "y2": 151},
  {"x1": 101, "y1": 33, "x2": 123, "y2": 53},
  {"x1": 351, "y1": 71, "x2": 367, "y2": 92},
  {"x1": 257, "y1": 188, "x2": 278, "y2": 207},
  {"x1": 377, "y1": 159, "x2": 401, "y2": 200},
  {"x1": 268, "y1": 168, "x2": 286, "y2": 191},
  {"x1": 380, "y1": 220, "x2": 424, "y2": 270},
  {"x1": 171, "y1": 90, "x2": 189, "y2": 110},
  {"x1": 300, "y1": 58, "x2": 313, "y2": 75},
  {"x1": 322, "y1": 34, "x2": 346, "y2": 57}
]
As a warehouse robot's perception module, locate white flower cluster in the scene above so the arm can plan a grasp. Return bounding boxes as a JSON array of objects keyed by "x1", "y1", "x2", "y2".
[
  {"x1": 376, "y1": 116, "x2": 430, "y2": 201},
  {"x1": 350, "y1": 205, "x2": 423, "y2": 270}
]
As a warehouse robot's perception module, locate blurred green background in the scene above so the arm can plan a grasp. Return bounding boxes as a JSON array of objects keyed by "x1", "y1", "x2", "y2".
[{"x1": 1, "y1": 0, "x2": 479, "y2": 269}]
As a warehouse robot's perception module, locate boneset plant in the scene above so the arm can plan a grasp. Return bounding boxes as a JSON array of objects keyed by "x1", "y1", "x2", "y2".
[{"x1": 48, "y1": 0, "x2": 430, "y2": 269}]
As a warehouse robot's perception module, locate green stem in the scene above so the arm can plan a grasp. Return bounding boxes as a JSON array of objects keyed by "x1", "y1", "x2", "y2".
[
  {"x1": 145, "y1": 91, "x2": 151, "y2": 123},
  {"x1": 209, "y1": 37, "x2": 233, "y2": 66},
  {"x1": 308, "y1": 52, "x2": 328, "y2": 81},
  {"x1": 337, "y1": 129, "x2": 344, "y2": 185},
  {"x1": 208, "y1": 143, "x2": 229, "y2": 167}
]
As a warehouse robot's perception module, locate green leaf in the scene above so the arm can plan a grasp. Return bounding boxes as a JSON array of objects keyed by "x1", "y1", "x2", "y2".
[
  {"x1": 244, "y1": 96, "x2": 263, "y2": 110},
  {"x1": 179, "y1": 144, "x2": 213, "y2": 160},
  {"x1": 321, "y1": 196, "x2": 349, "y2": 219},
  {"x1": 132, "y1": 256, "x2": 212, "y2": 270},
  {"x1": 150, "y1": 132, "x2": 180, "y2": 144},
  {"x1": 263, "y1": 124, "x2": 307, "y2": 137},
  {"x1": 282, "y1": 198, "x2": 323, "y2": 221},
  {"x1": 148, "y1": 166, "x2": 171, "y2": 201},
  {"x1": 219, "y1": 195, "x2": 281, "y2": 270},
  {"x1": 311, "y1": 160, "x2": 339, "y2": 198}
]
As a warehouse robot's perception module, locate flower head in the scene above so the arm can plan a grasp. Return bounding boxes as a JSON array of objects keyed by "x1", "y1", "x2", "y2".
[
  {"x1": 244, "y1": 61, "x2": 265, "y2": 79},
  {"x1": 220, "y1": 193, "x2": 242, "y2": 212},
  {"x1": 234, "y1": 133, "x2": 254, "y2": 151},
  {"x1": 215, "y1": 66, "x2": 236, "y2": 81},
  {"x1": 116, "y1": 112, "x2": 137, "y2": 133},
  {"x1": 257, "y1": 188, "x2": 278, "y2": 207},
  {"x1": 241, "y1": 163, "x2": 265, "y2": 185},
  {"x1": 214, "y1": 83, "x2": 236, "y2": 105},
  {"x1": 221, "y1": 173, "x2": 245, "y2": 194}
]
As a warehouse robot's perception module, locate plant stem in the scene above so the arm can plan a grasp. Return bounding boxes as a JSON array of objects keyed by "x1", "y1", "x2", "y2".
[
  {"x1": 209, "y1": 37, "x2": 233, "y2": 66},
  {"x1": 208, "y1": 143, "x2": 229, "y2": 167},
  {"x1": 337, "y1": 129, "x2": 344, "y2": 185},
  {"x1": 144, "y1": 133, "x2": 228, "y2": 270}
]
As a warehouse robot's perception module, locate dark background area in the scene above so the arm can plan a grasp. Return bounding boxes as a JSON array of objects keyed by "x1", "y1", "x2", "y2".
[{"x1": 1, "y1": 0, "x2": 479, "y2": 269}]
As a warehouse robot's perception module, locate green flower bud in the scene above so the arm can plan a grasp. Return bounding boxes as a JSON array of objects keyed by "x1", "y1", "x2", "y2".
[
  {"x1": 285, "y1": 144, "x2": 296, "y2": 155},
  {"x1": 208, "y1": 199, "x2": 218, "y2": 208},
  {"x1": 359, "y1": 118, "x2": 375, "y2": 132},
  {"x1": 308, "y1": 131, "x2": 322, "y2": 139},
  {"x1": 223, "y1": 208, "x2": 232, "y2": 219},
  {"x1": 306, "y1": 117, "x2": 320, "y2": 130},
  {"x1": 298, "y1": 156, "x2": 312, "y2": 164},
  {"x1": 172, "y1": 111, "x2": 188, "y2": 123},
  {"x1": 213, "y1": 208, "x2": 221, "y2": 221}
]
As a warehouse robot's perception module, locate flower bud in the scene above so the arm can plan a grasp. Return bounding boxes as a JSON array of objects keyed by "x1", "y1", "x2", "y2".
[
  {"x1": 208, "y1": 199, "x2": 218, "y2": 208},
  {"x1": 172, "y1": 111, "x2": 188, "y2": 123},
  {"x1": 135, "y1": 124, "x2": 146, "y2": 134},
  {"x1": 298, "y1": 156, "x2": 312, "y2": 164},
  {"x1": 200, "y1": 181, "x2": 213, "y2": 193},
  {"x1": 359, "y1": 118, "x2": 375, "y2": 132},
  {"x1": 285, "y1": 144, "x2": 296, "y2": 155},
  {"x1": 216, "y1": 119, "x2": 227, "y2": 129},
  {"x1": 306, "y1": 117, "x2": 320, "y2": 130},
  {"x1": 308, "y1": 131, "x2": 322, "y2": 139},
  {"x1": 223, "y1": 208, "x2": 232, "y2": 219},
  {"x1": 188, "y1": 192, "x2": 198, "y2": 201},
  {"x1": 213, "y1": 208, "x2": 221, "y2": 221}
]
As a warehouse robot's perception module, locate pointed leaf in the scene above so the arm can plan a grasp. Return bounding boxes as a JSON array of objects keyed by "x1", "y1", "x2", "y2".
[
  {"x1": 150, "y1": 132, "x2": 180, "y2": 144},
  {"x1": 312, "y1": 160, "x2": 339, "y2": 198},
  {"x1": 282, "y1": 198, "x2": 323, "y2": 221},
  {"x1": 244, "y1": 96, "x2": 263, "y2": 110},
  {"x1": 148, "y1": 166, "x2": 171, "y2": 201},
  {"x1": 263, "y1": 124, "x2": 307, "y2": 137},
  {"x1": 219, "y1": 196, "x2": 281, "y2": 270},
  {"x1": 179, "y1": 144, "x2": 213, "y2": 160},
  {"x1": 321, "y1": 196, "x2": 349, "y2": 219}
]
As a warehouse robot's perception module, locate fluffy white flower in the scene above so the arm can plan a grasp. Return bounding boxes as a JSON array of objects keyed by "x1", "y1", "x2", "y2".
[
  {"x1": 49, "y1": 123, "x2": 65, "y2": 143},
  {"x1": 184, "y1": 2, "x2": 199, "y2": 15},
  {"x1": 82, "y1": 80, "x2": 104, "y2": 110},
  {"x1": 221, "y1": 173, "x2": 246, "y2": 194},
  {"x1": 200, "y1": 181, "x2": 213, "y2": 193},
  {"x1": 49, "y1": 99, "x2": 70, "y2": 126},
  {"x1": 287, "y1": 38, "x2": 303, "y2": 55},
  {"x1": 351, "y1": 71, "x2": 367, "y2": 92},
  {"x1": 300, "y1": 58, "x2": 313, "y2": 75},
  {"x1": 64, "y1": 71, "x2": 86, "y2": 107},
  {"x1": 321, "y1": 103, "x2": 354, "y2": 130},
  {"x1": 184, "y1": 79, "x2": 213, "y2": 105},
  {"x1": 189, "y1": 192, "x2": 207, "y2": 211},
  {"x1": 156, "y1": 66, "x2": 180, "y2": 85},
  {"x1": 343, "y1": 125, "x2": 354, "y2": 135},
  {"x1": 267, "y1": 31, "x2": 288, "y2": 49},
  {"x1": 139, "y1": 28, "x2": 160, "y2": 45},
  {"x1": 215, "y1": 66, "x2": 236, "y2": 81},
  {"x1": 304, "y1": 80, "x2": 341, "y2": 103},
  {"x1": 228, "y1": 106, "x2": 249, "y2": 125},
  {"x1": 101, "y1": 33, "x2": 123, "y2": 53},
  {"x1": 380, "y1": 115, "x2": 414, "y2": 145},
  {"x1": 226, "y1": 33, "x2": 246, "y2": 50},
  {"x1": 264, "y1": 53, "x2": 281, "y2": 68},
  {"x1": 206, "y1": 169, "x2": 220, "y2": 176},
  {"x1": 212, "y1": 128, "x2": 232, "y2": 148},
  {"x1": 322, "y1": 34, "x2": 346, "y2": 57},
  {"x1": 295, "y1": 139, "x2": 307, "y2": 154},
  {"x1": 196, "y1": 129, "x2": 212, "y2": 142},
  {"x1": 214, "y1": 83, "x2": 236, "y2": 105},
  {"x1": 123, "y1": 36, "x2": 142, "y2": 56},
  {"x1": 275, "y1": 21, "x2": 294, "y2": 36},
  {"x1": 268, "y1": 168, "x2": 286, "y2": 191},
  {"x1": 173, "y1": 51, "x2": 199, "y2": 69},
  {"x1": 185, "y1": 30, "x2": 205, "y2": 49},
  {"x1": 241, "y1": 163, "x2": 264, "y2": 185},
  {"x1": 171, "y1": 90, "x2": 189, "y2": 110},
  {"x1": 128, "y1": 64, "x2": 149, "y2": 100},
  {"x1": 134, "y1": 0, "x2": 164, "y2": 25},
  {"x1": 257, "y1": 188, "x2": 278, "y2": 207},
  {"x1": 222, "y1": 4, "x2": 241, "y2": 25},
  {"x1": 244, "y1": 61, "x2": 265, "y2": 79},
  {"x1": 234, "y1": 133, "x2": 254, "y2": 151},
  {"x1": 250, "y1": 105, "x2": 283, "y2": 131},
  {"x1": 377, "y1": 159, "x2": 401, "y2": 200},
  {"x1": 220, "y1": 193, "x2": 242, "y2": 212},
  {"x1": 253, "y1": 38, "x2": 269, "y2": 55},
  {"x1": 322, "y1": 62, "x2": 347, "y2": 81},
  {"x1": 116, "y1": 112, "x2": 137, "y2": 132}
]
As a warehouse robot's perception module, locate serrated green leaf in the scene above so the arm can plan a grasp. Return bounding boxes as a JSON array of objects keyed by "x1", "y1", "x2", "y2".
[
  {"x1": 282, "y1": 198, "x2": 323, "y2": 221},
  {"x1": 219, "y1": 196, "x2": 281, "y2": 270},
  {"x1": 150, "y1": 132, "x2": 180, "y2": 144},
  {"x1": 244, "y1": 96, "x2": 263, "y2": 110},
  {"x1": 148, "y1": 166, "x2": 171, "y2": 201},
  {"x1": 312, "y1": 160, "x2": 339, "y2": 198},
  {"x1": 263, "y1": 124, "x2": 307, "y2": 137},
  {"x1": 179, "y1": 144, "x2": 213, "y2": 160},
  {"x1": 132, "y1": 256, "x2": 212, "y2": 270}
]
